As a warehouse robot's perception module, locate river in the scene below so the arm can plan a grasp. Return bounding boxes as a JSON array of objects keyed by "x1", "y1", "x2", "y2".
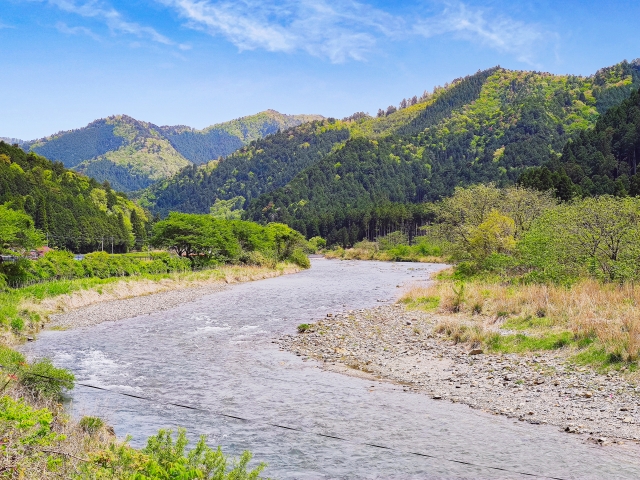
[{"x1": 21, "y1": 259, "x2": 640, "y2": 479}]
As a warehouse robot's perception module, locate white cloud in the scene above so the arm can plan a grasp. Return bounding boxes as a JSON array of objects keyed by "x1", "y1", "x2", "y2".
[
  {"x1": 413, "y1": 2, "x2": 551, "y2": 65},
  {"x1": 35, "y1": 0, "x2": 175, "y2": 46},
  {"x1": 159, "y1": 0, "x2": 400, "y2": 63},
  {"x1": 55, "y1": 21, "x2": 101, "y2": 40}
]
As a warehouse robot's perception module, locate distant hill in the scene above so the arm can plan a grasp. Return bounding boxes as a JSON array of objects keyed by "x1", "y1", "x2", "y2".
[
  {"x1": 19, "y1": 110, "x2": 323, "y2": 192},
  {"x1": 0, "y1": 137, "x2": 26, "y2": 147},
  {"x1": 144, "y1": 60, "x2": 640, "y2": 238}
]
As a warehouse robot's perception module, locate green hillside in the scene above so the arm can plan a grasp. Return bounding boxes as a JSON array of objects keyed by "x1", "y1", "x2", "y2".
[
  {"x1": 0, "y1": 141, "x2": 148, "y2": 253},
  {"x1": 22, "y1": 111, "x2": 322, "y2": 192},
  {"x1": 141, "y1": 120, "x2": 350, "y2": 215},
  {"x1": 241, "y1": 61, "x2": 640, "y2": 244},
  {"x1": 159, "y1": 109, "x2": 324, "y2": 164},
  {"x1": 520, "y1": 85, "x2": 640, "y2": 198}
]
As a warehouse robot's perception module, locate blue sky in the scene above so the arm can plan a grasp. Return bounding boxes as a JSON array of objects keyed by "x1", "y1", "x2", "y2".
[{"x1": 1, "y1": 0, "x2": 639, "y2": 139}]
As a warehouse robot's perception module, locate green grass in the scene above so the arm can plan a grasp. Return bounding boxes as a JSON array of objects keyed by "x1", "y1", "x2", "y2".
[
  {"x1": 570, "y1": 345, "x2": 639, "y2": 372},
  {"x1": 402, "y1": 295, "x2": 440, "y2": 311},
  {"x1": 502, "y1": 315, "x2": 556, "y2": 331},
  {"x1": 486, "y1": 331, "x2": 593, "y2": 354}
]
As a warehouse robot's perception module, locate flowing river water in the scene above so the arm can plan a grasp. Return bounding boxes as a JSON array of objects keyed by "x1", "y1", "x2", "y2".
[{"x1": 21, "y1": 259, "x2": 640, "y2": 479}]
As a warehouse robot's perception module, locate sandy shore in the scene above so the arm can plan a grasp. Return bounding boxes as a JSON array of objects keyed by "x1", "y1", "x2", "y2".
[
  {"x1": 46, "y1": 265, "x2": 300, "y2": 330},
  {"x1": 280, "y1": 304, "x2": 640, "y2": 445}
]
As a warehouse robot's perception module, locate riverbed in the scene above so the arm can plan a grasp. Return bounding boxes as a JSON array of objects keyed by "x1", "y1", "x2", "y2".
[{"x1": 21, "y1": 259, "x2": 640, "y2": 479}]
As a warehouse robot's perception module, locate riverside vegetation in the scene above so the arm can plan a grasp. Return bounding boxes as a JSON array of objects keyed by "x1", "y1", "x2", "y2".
[
  {"x1": 1, "y1": 176, "x2": 308, "y2": 477},
  {"x1": 285, "y1": 184, "x2": 640, "y2": 442}
]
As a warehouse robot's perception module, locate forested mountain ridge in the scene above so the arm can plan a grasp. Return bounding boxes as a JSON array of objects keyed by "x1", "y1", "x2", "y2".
[
  {"x1": 141, "y1": 120, "x2": 350, "y2": 216},
  {"x1": 19, "y1": 110, "x2": 322, "y2": 192},
  {"x1": 520, "y1": 85, "x2": 640, "y2": 198},
  {"x1": 141, "y1": 68, "x2": 502, "y2": 214},
  {"x1": 158, "y1": 110, "x2": 324, "y2": 164},
  {"x1": 241, "y1": 60, "x2": 640, "y2": 244},
  {"x1": 0, "y1": 141, "x2": 148, "y2": 253}
]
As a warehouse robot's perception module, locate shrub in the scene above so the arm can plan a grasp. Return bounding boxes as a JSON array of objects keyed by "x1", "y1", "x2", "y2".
[
  {"x1": 19, "y1": 358, "x2": 74, "y2": 400},
  {"x1": 82, "y1": 429, "x2": 266, "y2": 479},
  {"x1": 297, "y1": 323, "x2": 310, "y2": 333},
  {"x1": 79, "y1": 416, "x2": 104, "y2": 435},
  {"x1": 290, "y1": 249, "x2": 311, "y2": 269},
  {"x1": 10, "y1": 317, "x2": 24, "y2": 332}
]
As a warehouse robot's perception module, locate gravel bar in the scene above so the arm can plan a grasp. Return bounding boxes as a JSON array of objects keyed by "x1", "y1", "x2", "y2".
[
  {"x1": 280, "y1": 304, "x2": 640, "y2": 445},
  {"x1": 49, "y1": 283, "x2": 228, "y2": 329}
]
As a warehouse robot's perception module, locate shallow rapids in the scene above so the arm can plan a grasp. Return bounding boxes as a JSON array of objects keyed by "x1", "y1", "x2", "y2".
[{"x1": 21, "y1": 259, "x2": 640, "y2": 479}]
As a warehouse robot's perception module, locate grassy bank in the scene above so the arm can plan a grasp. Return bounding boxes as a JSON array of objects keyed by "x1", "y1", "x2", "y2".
[
  {"x1": 0, "y1": 365, "x2": 265, "y2": 478},
  {"x1": 1, "y1": 263, "x2": 300, "y2": 344},
  {"x1": 324, "y1": 235, "x2": 446, "y2": 263},
  {"x1": 0, "y1": 262, "x2": 297, "y2": 477},
  {"x1": 401, "y1": 271, "x2": 640, "y2": 372}
]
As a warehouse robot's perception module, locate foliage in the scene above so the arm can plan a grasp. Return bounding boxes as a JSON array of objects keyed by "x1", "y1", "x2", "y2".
[
  {"x1": 19, "y1": 359, "x2": 75, "y2": 400},
  {"x1": 426, "y1": 184, "x2": 556, "y2": 262},
  {"x1": 307, "y1": 236, "x2": 326, "y2": 253},
  {"x1": 210, "y1": 196, "x2": 245, "y2": 220},
  {"x1": 151, "y1": 214, "x2": 308, "y2": 268},
  {"x1": 0, "y1": 204, "x2": 44, "y2": 253},
  {"x1": 1, "y1": 250, "x2": 191, "y2": 285},
  {"x1": 79, "y1": 428, "x2": 266, "y2": 479},
  {"x1": 0, "y1": 141, "x2": 148, "y2": 253},
  {"x1": 520, "y1": 84, "x2": 640, "y2": 198},
  {"x1": 518, "y1": 196, "x2": 640, "y2": 283},
  {"x1": 0, "y1": 346, "x2": 74, "y2": 400},
  {"x1": 79, "y1": 416, "x2": 104, "y2": 435}
]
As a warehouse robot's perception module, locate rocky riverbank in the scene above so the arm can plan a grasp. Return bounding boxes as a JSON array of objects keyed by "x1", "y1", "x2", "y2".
[{"x1": 279, "y1": 304, "x2": 640, "y2": 445}]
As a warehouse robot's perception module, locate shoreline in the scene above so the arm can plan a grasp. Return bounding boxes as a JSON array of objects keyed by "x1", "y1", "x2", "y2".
[
  {"x1": 36, "y1": 264, "x2": 301, "y2": 331},
  {"x1": 280, "y1": 303, "x2": 640, "y2": 446}
]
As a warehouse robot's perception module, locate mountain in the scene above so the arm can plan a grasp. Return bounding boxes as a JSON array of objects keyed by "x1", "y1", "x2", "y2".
[
  {"x1": 20, "y1": 110, "x2": 323, "y2": 192},
  {"x1": 0, "y1": 141, "x2": 148, "y2": 253},
  {"x1": 144, "y1": 60, "x2": 640, "y2": 242},
  {"x1": 0, "y1": 137, "x2": 26, "y2": 147},
  {"x1": 140, "y1": 119, "x2": 350, "y2": 215},
  {"x1": 240, "y1": 61, "x2": 640, "y2": 243},
  {"x1": 520, "y1": 85, "x2": 640, "y2": 198}
]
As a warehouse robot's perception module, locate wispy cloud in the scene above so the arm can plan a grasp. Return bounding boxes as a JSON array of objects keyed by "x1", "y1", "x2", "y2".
[
  {"x1": 159, "y1": 0, "x2": 400, "y2": 63},
  {"x1": 158, "y1": 0, "x2": 552, "y2": 65},
  {"x1": 414, "y1": 2, "x2": 551, "y2": 65},
  {"x1": 55, "y1": 21, "x2": 101, "y2": 41},
  {"x1": 30, "y1": 0, "x2": 190, "y2": 48}
]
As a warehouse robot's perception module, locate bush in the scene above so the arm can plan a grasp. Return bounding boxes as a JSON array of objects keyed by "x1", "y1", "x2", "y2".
[
  {"x1": 81, "y1": 428, "x2": 266, "y2": 479},
  {"x1": 297, "y1": 323, "x2": 310, "y2": 333},
  {"x1": 19, "y1": 358, "x2": 74, "y2": 400},
  {"x1": 10, "y1": 317, "x2": 24, "y2": 332},
  {"x1": 79, "y1": 416, "x2": 104, "y2": 435},
  {"x1": 290, "y1": 248, "x2": 311, "y2": 268},
  {"x1": 307, "y1": 236, "x2": 327, "y2": 253}
]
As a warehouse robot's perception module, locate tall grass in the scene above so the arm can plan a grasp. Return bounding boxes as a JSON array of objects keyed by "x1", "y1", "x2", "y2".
[{"x1": 401, "y1": 276, "x2": 640, "y2": 366}]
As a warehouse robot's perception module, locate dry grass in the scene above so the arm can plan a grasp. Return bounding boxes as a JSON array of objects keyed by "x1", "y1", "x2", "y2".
[
  {"x1": 324, "y1": 248, "x2": 444, "y2": 263},
  {"x1": 21, "y1": 264, "x2": 300, "y2": 323},
  {"x1": 401, "y1": 277, "x2": 640, "y2": 362}
]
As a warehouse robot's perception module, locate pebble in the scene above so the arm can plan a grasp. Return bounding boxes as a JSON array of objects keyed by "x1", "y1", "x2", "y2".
[{"x1": 279, "y1": 304, "x2": 640, "y2": 444}]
